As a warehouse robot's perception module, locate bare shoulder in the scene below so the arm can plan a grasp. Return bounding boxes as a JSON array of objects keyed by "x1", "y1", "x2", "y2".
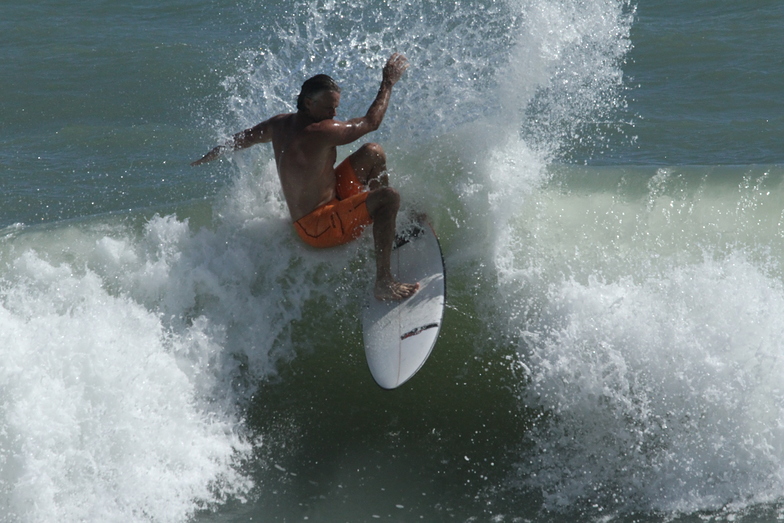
[
  {"x1": 270, "y1": 113, "x2": 294, "y2": 124},
  {"x1": 261, "y1": 113, "x2": 294, "y2": 132},
  {"x1": 244, "y1": 113, "x2": 294, "y2": 144},
  {"x1": 306, "y1": 117, "x2": 369, "y2": 146}
]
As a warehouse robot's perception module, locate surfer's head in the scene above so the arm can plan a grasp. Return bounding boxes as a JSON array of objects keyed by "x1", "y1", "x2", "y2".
[{"x1": 297, "y1": 74, "x2": 341, "y2": 111}]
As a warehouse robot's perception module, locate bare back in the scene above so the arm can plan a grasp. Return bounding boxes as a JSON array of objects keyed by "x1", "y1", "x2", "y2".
[
  {"x1": 268, "y1": 113, "x2": 340, "y2": 221},
  {"x1": 267, "y1": 87, "x2": 386, "y2": 221}
]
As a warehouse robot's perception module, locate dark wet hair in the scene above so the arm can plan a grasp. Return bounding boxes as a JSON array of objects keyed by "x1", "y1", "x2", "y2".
[{"x1": 296, "y1": 74, "x2": 341, "y2": 111}]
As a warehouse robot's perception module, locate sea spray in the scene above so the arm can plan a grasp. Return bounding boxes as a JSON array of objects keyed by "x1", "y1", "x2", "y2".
[
  {"x1": 517, "y1": 251, "x2": 784, "y2": 514},
  {"x1": 484, "y1": 0, "x2": 636, "y2": 348},
  {"x1": 508, "y1": 0, "x2": 635, "y2": 162},
  {"x1": 0, "y1": 168, "x2": 375, "y2": 521},
  {"x1": 451, "y1": 0, "x2": 784, "y2": 517},
  {"x1": 0, "y1": 246, "x2": 253, "y2": 521},
  {"x1": 225, "y1": 0, "x2": 519, "y2": 145},
  {"x1": 499, "y1": 166, "x2": 784, "y2": 516}
]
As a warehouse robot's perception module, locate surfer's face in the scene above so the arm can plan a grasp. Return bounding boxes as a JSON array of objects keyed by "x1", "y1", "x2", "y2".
[{"x1": 306, "y1": 90, "x2": 340, "y2": 121}]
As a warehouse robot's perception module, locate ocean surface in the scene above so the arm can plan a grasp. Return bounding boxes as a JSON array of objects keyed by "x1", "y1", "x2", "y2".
[{"x1": 2, "y1": 0, "x2": 784, "y2": 521}]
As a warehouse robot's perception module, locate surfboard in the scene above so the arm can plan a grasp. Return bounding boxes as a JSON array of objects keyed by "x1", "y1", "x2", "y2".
[{"x1": 362, "y1": 221, "x2": 446, "y2": 389}]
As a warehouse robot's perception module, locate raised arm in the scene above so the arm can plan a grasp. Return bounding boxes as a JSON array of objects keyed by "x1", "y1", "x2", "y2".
[
  {"x1": 321, "y1": 53, "x2": 409, "y2": 146},
  {"x1": 191, "y1": 119, "x2": 274, "y2": 166},
  {"x1": 364, "y1": 53, "x2": 409, "y2": 130}
]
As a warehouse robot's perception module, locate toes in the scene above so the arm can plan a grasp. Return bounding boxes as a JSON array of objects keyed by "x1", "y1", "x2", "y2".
[{"x1": 374, "y1": 281, "x2": 419, "y2": 301}]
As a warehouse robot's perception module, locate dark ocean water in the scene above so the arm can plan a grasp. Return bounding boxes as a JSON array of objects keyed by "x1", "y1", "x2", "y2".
[{"x1": 1, "y1": 0, "x2": 783, "y2": 521}]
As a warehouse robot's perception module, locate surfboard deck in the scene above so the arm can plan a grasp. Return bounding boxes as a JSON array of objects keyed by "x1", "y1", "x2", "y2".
[{"x1": 362, "y1": 221, "x2": 446, "y2": 389}]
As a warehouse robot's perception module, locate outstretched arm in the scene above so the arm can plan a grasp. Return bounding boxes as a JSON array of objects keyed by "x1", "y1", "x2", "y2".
[{"x1": 191, "y1": 119, "x2": 274, "y2": 166}]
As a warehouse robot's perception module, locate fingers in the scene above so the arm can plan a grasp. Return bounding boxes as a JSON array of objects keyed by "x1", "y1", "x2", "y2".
[
  {"x1": 383, "y1": 53, "x2": 409, "y2": 84},
  {"x1": 388, "y1": 52, "x2": 409, "y2": 71}
]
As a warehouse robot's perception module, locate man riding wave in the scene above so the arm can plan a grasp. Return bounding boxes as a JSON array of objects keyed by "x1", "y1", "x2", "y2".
[{"x1": 192, "y1": 53, "x2": 418, "y2": 300}]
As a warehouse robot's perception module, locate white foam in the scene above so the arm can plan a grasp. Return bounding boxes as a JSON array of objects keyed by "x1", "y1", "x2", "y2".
[
  {"x1": 449, "y1": 0, "x2": 784, "y2": 516},
  {"x1": 515, "y1": 253, "x2": 784, "y2": 514},
  {"x1": 0, "y1": 156, "x2": 363, "y2": 519},
  {"x1": 1, "y1": 0, "x2": 645, "y2": 519},
  {"x1": 483, "y1": 162, "x2": 784, "y2": 516},
  {"x1": 0, "y1": 250, "x2": 252, "y2": 521}
]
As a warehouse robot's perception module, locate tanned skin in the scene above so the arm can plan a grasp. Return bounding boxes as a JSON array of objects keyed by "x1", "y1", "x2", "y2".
[{"x1": 192, "y1": 53, "x2": 418, "y2": 301}]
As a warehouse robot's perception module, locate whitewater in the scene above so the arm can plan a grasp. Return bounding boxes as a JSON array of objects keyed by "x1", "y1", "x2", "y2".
[{"x1": 2, "y1": 0, "x2": 784, "y2": 521}]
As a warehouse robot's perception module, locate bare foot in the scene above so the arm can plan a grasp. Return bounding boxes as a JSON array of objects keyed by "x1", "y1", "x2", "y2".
[{"x1": 374, "y1": 278, "x2": 420, "y2": 301}]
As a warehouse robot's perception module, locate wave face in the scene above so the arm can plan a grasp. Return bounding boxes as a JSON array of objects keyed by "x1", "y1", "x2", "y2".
[{"x1": 3, "y1": 0, "x2": 784, "y2": 521}]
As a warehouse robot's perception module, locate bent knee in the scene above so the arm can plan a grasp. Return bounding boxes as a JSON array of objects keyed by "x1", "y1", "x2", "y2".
[
  {"x1": 360, "y1": 142, "x2": 386, "y2": 162},
  {"x1": 368, "y1": 186, "x2": 400, "y2": 216},
  {"x1": 377, "y1": 186, "x2": 399, "y2": 202}
]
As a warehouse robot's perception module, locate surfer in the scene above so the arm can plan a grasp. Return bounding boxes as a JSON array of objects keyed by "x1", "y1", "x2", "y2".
[{"x1": 192, "y1": 53, "x2": 418, "y2": 300}]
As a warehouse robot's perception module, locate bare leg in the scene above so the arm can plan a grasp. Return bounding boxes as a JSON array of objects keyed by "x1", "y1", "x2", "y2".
[
  {"x1": 349, "y1": 143, "x2": 419, "y2": 301},
  {"x1": 366, "y1": 187, "x2": 419, "y2": 300}
]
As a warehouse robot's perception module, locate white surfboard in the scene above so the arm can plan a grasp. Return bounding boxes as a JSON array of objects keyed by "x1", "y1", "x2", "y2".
[{"x1": 362, "y1": 221, "x2": 446, "y2": 389}]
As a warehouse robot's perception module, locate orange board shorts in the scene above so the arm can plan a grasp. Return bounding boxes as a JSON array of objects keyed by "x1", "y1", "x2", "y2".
[{"x1": 293, "y1": 158, "x2": 372, "y2": 248}]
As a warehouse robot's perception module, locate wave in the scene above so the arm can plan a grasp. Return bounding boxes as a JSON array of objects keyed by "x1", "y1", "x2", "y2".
[
  {"x1": 7, "y1": 0, "x2": 784, "y2": 520},
  {"x1": 497, "y1": 165, "x2": 784, "y2": 517}
]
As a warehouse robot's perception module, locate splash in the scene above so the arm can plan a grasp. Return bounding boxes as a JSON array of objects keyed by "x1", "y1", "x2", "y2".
[
  {"x1": 501, "y1": 166, "x2": 784, "y2": 517},
  {"x1": 0, "y1": 239, "x2": 253, "y2": 521},
  {"x1": 0, "y1": 0, "x2": 646, "y2": 519},
  {"x1": 223, "y1": 0, "x2": 632, "y2": 152},
  {"x1": 0, "y1": 168, "x2": 371, "y2": 521},
  {"x1": 215, "y1": 0, "x2": 634, "y2": 280},
  {"x1": 518, "y1": 252, "x2": 784, "y2": 515}
]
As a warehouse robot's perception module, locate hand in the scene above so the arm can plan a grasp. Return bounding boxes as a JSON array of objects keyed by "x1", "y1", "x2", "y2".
[
  {"x1": 383, "y1": 53, "x2": 409, "y2": 86},
  {"x1": 190, "y1": 145, "x2": 224, "y2": 166}
]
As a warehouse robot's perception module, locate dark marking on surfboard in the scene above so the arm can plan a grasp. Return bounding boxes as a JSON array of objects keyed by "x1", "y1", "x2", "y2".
[
  {"x1": 393, "y1": 222, "x2": 426, "y2": 250},
  {"x1": 401, "y1": 323, "x2": 439, "y2": 340}
]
